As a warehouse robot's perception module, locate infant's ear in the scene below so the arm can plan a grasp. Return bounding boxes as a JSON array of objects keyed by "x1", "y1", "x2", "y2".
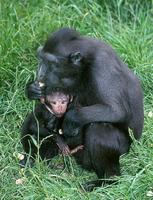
[{"x1": 68, "y1": 52, "x2": 82, "y2": 65}]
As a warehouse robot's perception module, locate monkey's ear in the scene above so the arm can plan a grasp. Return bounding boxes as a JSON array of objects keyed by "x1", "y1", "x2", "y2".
[
  {"x1": 37, "y1": 46, "x2": 44, "y2": 58},
  {"x1": 69, "y1": 52, "x2": 82, "y2": 65}
]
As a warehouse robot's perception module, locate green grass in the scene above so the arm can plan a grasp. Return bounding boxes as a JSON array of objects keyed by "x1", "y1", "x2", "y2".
[{"x1": 0, "y1": 0, "x2": 153, "y2": 199}]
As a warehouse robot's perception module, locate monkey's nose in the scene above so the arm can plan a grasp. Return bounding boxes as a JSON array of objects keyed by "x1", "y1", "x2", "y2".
[{"x1": 57, "y1": 107, "x2": 63, "y2": 113}]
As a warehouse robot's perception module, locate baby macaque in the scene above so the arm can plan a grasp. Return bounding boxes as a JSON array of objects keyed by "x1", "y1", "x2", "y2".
[
  {"x1": 20, "y1": 91, "x2": 83, "y2": 167},
  {"x1": 40, "y1": 91, "x2": 73, "y2": 118}
]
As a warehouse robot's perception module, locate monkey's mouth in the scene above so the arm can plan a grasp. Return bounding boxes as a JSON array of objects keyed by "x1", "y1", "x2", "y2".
[
  {"x1": 38, "y1": 81, "x2": 68, "y2": 94},
  {"x1": 38, "y1": 82, "x2": 45, "y2": 88},
  {"x1": 38, "y1": 81, "x2": 45, "y2": 88}
]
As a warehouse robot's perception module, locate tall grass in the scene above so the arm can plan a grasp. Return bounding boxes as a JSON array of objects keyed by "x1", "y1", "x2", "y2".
[{"x1": 0, "y1": 1, "x2": 153, "y2": 199}]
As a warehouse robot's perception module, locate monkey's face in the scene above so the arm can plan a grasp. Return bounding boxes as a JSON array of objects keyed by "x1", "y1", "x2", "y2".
[
  {"x1": 41, "y1": 92, "x2": 72, "y2": 117},
  {"x1": 37, "y1": 47, "x2": 83, "y2": 94}
]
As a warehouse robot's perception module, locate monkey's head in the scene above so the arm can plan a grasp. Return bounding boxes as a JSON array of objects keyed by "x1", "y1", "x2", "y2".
[
  {"x1": 40, "y1": 91, "x2": 73, "y2": 117},
  {"x1": 36, "y1": 46, "x2": 84, "y2": 94}
]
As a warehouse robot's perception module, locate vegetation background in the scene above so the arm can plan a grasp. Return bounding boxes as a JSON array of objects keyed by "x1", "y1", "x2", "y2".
[{"x1": 0, "y1": 0, "x2": 153, "y2": 199}]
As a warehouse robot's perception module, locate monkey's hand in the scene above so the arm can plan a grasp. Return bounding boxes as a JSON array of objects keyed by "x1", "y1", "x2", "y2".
[
  {"x1": 25, "y1": 81, "x2": 44, "y2": 100},
  {"x1": 70, "y1": 145, "x2": 84, "y2": 154},
  {"x1": 56, "y1": 135, "x2": 71, "y2": 155},
  {"x1": 57, "y1": 142, "x2": 71, "y2": 155},
  {"x1": 62, "y1": 109, "x2": 81, "y2": 137}
]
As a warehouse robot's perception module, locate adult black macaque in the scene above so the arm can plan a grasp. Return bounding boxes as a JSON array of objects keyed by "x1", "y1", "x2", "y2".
[{"x1": 26, "y1": 28, "x2": 144, "y2": 191}]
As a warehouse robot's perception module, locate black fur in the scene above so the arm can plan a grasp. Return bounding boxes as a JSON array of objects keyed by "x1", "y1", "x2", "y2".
[
  {"x1": 20, "y1": 103, "x2": 66, "y2": 167},
  {"x1": 25, "y1": 28, "x2": 144, "y2": 190}
]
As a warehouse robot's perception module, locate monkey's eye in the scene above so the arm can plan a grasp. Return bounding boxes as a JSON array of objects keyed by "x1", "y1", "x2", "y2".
[
  {"x1": 51, "y1": 101, "x2": 56, "y2": 105},
  {"x1": 62, "y1": 101, "x2": 68, "y2": 104}
]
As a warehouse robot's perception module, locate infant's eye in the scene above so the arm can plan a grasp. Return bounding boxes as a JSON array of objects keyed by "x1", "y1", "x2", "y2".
[
  {"x1": 51, "y1": 101, "x2": 56, "y2": 105},
  {"x1": 62, "y1": 101, "x2": 67, "y2": 104}
]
